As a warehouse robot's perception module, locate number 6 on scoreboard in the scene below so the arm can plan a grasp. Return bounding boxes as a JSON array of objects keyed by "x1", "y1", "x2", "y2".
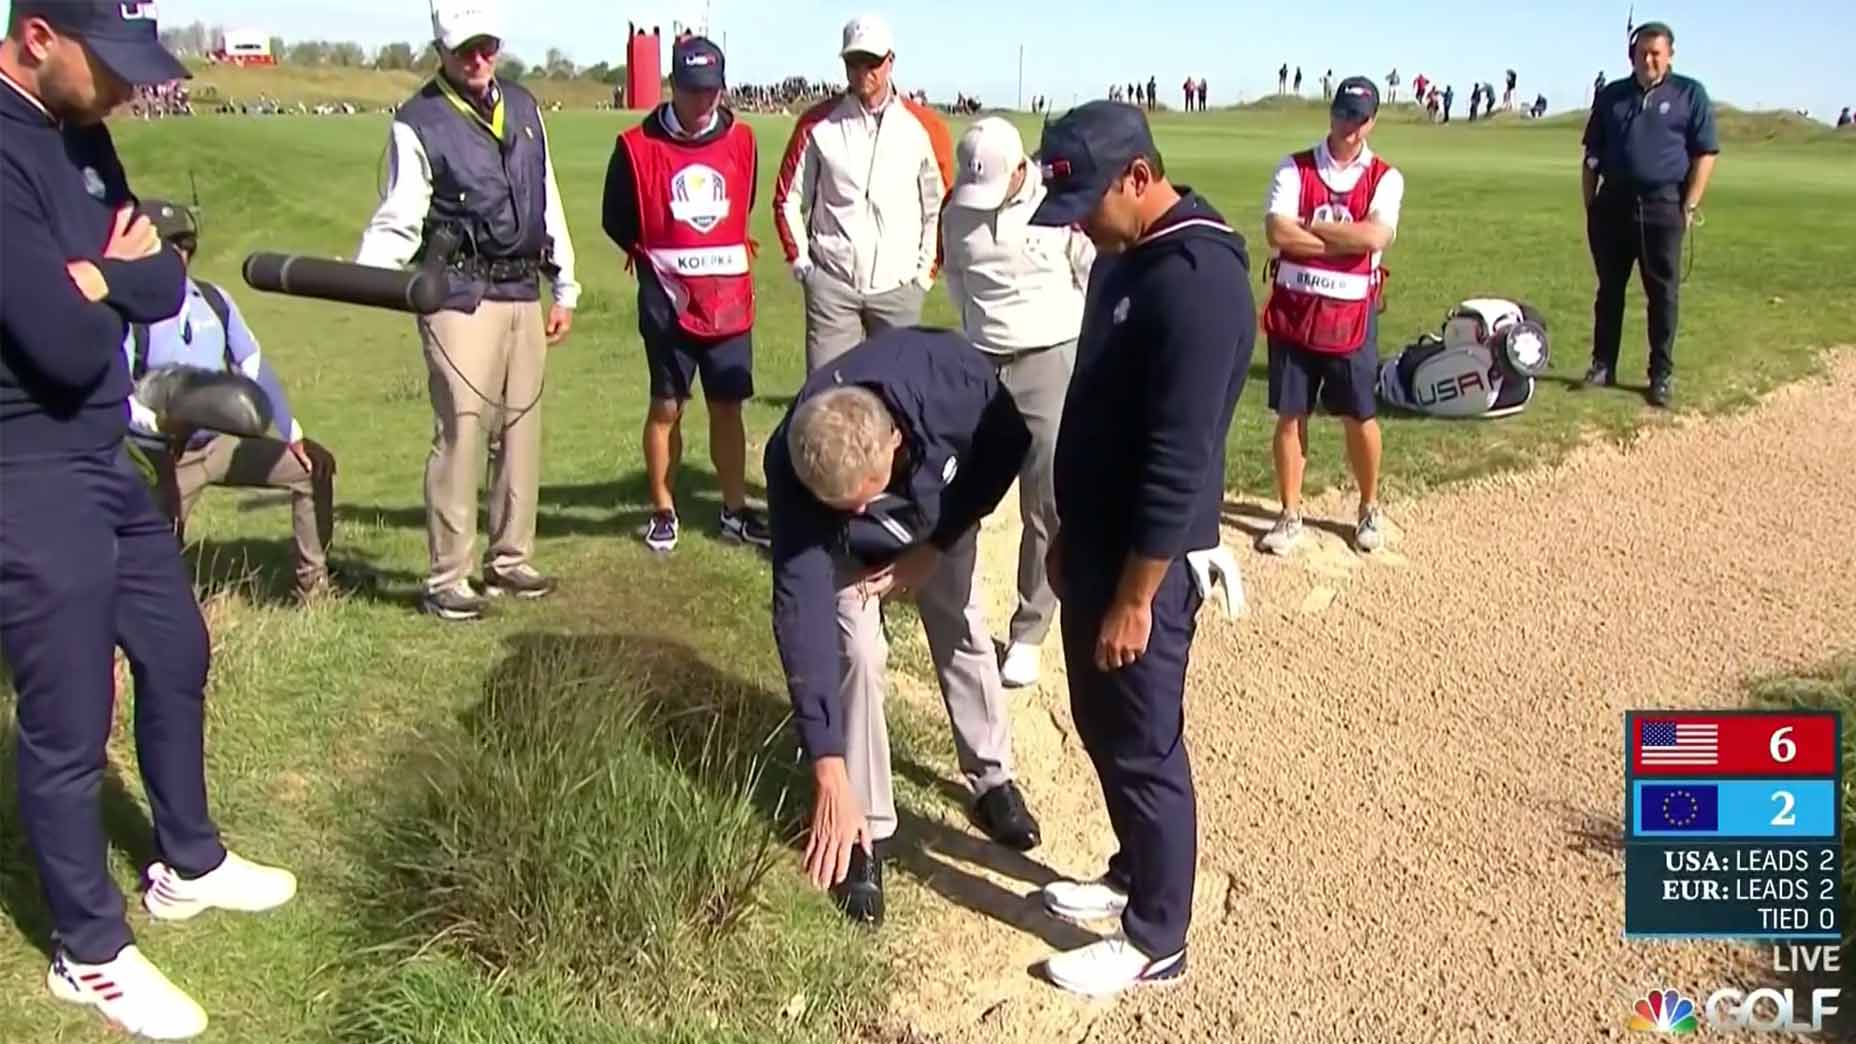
[
  {"x1": 1771, "y1": 789, "x2": 1797, "y2": 827},
  {"x1": 1770, "y1": 726, "x2": 1796, "y2": 763}
]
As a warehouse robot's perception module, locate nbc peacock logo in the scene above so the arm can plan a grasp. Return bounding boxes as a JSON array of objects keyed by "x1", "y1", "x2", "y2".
[{"x1": 1628, "y1": 988, "x2": 1700, "y2": 1035}]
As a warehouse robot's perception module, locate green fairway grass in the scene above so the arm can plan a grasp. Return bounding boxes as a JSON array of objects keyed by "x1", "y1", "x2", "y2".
[{"x1": 0, "y1": 103, "x2": 1850, "y2": 1042}]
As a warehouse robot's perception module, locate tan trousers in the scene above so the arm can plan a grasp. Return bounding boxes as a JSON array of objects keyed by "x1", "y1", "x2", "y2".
[
  {"x1": 149, "y1": 435, "x2": 335, "y2": 594},
  {"x1": 836, "y1": 528, "x2": 1015, "y2": 843},
  {"x1": 419, "y1": 301, "x2": 546, "y2": 592}
]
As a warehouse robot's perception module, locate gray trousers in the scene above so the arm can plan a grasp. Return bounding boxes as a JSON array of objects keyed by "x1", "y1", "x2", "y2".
[
  {"x1": 837, "y1": 528, "x2": 1014, "y2": 843},
  {"x1": 803, "y1": 268, "x2": 928, "y2": 373},
  {"x1": 990, "y1": 340, "x2": 1075, "y2": 647}
]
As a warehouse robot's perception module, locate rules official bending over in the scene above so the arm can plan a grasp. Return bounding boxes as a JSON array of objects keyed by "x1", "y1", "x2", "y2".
[
  {"x1": 1, "y1": 4, "x2": 295, "y2": 1038},
  {"x1": 602, "y1": 35, "x2": 771, "y2": 555},
  {"x1": 768, "y1": 327, "x2": 1044, "y2": 927},
  {"x1": 1028, "y1": 102, "x2": 1255, "y2": 997},
  {"x1": 356, "y1": 0, "x2": 580, "y2": 621}
]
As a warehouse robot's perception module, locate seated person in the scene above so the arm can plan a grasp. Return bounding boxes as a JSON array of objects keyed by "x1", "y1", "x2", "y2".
[{"x1": 125, "y1": 200, "x2": 337, "y2": 601}]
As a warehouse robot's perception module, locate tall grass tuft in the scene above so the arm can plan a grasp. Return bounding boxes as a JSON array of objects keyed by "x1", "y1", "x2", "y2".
[{"x1": 348, "y1": 633, "x2": 879, "y2": 1039}]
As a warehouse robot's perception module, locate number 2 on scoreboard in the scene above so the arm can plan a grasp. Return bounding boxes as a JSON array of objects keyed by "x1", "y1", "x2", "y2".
[{"x1": 1771, "y1": 789, "x2": 1796, "y2": 828}]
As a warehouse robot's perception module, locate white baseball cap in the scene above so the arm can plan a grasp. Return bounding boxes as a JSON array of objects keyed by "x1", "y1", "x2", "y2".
[
  {"x1": 950, "y1": 118, "x2": 1028, "y2": 209},
  {"x1": 431, "y1": 0, "x2": 503, "y2": 51},
  {"x1": 840, "y1": 14, "x2": 895, "y2": 58}
]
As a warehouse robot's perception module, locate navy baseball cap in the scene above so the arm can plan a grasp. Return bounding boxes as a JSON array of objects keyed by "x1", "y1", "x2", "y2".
[
  {"x1": 13, "y1": 0, "x2": 190, "y2": 85},
  {"x1": 1331, "y1": 76, "x2": 1379, "y2": 121},
  {"x1": 671, "y1": 36, "x2": 726, "y2": 90},
  {"x1": 1028, "y1": 100, "x2": 1156, "y2": 227}
]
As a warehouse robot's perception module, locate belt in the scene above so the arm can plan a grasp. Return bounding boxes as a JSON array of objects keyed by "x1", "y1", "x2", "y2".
[{"x1": 450, "y1": 256, "x2": 544, "y2": 282}]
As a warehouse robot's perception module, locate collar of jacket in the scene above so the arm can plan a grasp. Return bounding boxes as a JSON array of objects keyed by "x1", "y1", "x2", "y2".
[{"x1": 435, "y1": 72, "x2": 505, "y2": 140}]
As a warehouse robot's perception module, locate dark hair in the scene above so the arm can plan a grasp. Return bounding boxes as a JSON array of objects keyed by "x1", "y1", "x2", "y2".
[
  {"x1": 1128, "y1": 148, "x2": 1166, "y2": 180},
  {"x1": 1631, "y1": 21, "x2": 1675, "y2": 51}
]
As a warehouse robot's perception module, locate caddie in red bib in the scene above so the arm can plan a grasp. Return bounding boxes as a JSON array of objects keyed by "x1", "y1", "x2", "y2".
[
  {"x1": 1258, "y1": 75, "x2": 1405, "y2": 558},
  {"x1": 601, "y1": 35, "x2": 771, "y2": 555}
]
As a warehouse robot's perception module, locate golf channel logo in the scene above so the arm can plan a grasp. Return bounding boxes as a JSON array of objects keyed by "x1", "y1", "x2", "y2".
[
  {"x1": 1628, "y1": 989, "x2": 1699, "y2": 1035},
  {"x1": 1629, "y1": 985, "x2": 1843, "y2": 1035}
]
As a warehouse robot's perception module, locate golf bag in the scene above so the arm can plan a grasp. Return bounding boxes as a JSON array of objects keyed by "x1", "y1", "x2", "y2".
[{"x1": 1376, "y1": 297, "x2": 1550, "y2": 419}]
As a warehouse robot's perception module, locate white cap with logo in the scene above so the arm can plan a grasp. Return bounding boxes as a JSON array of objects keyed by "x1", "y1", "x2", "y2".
[
  {"x1": 950, "y1": 117, "x2": 1028, "y2": 210},
  {"x1": 432, "y1": 0, "x2": 503, "y2": 51},
  {"x1": 840, "y1": 14, "x2": 895, "y2": 58}
]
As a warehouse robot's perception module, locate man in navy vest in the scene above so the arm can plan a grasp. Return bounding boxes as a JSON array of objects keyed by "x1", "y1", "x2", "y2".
[
  {"x1": 125, "y1": 200, "x2": 338, "y2": 602},
  {"x1": 356, "y1": 0, "x2": 581, "y2": 621},
  {"x1": 602, "y1": 35, "x2": 770, "y2": 555},
  {"x1": 2, "y1": 4, "x2": 296, "y2": 1038}
]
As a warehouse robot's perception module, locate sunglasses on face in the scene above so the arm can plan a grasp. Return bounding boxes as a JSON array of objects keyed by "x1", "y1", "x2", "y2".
[
  {"x1": 455, "y1": 37, "x2": 502, "y2": 62},
  {"x1": 844, "y1": 53, "x2": 889, "y2": 72}
]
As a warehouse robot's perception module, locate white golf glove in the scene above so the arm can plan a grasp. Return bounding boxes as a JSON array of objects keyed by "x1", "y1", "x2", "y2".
[
  {"x1": 1186, "y1": 545, "x2": 1246, "y2": 620},
  {"x1": 790, "y1": 258, "x2": 815, "y2": 283}
]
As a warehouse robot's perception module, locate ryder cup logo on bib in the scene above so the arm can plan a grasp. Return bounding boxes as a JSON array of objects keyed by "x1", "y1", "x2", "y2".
[{"x1": 669, "y1": 164, "x2": 730, "y2": 233}]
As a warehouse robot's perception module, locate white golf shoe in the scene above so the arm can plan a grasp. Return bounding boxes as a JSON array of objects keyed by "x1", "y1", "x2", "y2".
[
  {"x1": 1041, "y1": 875, "x2": 1130, "y2": 923},
  {"x1": 143, "y1": 850, "x2": 297, "y2": 921},
  {"x1": 1044, "y1": 932, "x2": 1187, "y2": 997},
  {"x1": 47, "y1": 945, "x2": 208, "y2": 1040},
  {"x1": 1000, "y1": 642, "x2": 1041, "y2": 688}
]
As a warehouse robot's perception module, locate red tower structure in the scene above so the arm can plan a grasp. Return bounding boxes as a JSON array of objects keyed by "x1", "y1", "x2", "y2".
[{"x1": 625, "y1": 24, "x2": 662, "y2": 111}]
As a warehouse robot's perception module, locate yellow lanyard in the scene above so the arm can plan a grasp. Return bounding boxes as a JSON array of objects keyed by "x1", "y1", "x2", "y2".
[{"x1": 435, "y1": 75, "x2": 505, "y2": 141}]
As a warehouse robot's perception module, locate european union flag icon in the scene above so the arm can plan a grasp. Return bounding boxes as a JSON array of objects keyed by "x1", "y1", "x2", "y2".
[{"x1": 1641, "y1": 785, "x2": 1719, "y2": 832}]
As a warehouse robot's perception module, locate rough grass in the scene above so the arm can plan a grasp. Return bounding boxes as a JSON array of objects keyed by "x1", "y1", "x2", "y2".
[{"x1": 1747, "y1": 657, "x2": 1856, "y2": 957}]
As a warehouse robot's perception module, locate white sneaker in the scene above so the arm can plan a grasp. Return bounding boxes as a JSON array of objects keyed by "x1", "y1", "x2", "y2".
[
  {"x1": 47, "y1": 945, "x2": 208, "y2": 1040},
  {"x1": 1256, "y1": 512, "x2": 1305, "y2": 555},
  {"x1": 1044, "y1": 932, "x2": 1187, "y2": 997},
  {"x1": 1042, "y1": 876, "x2": 1130, "y2": 923},
  {"x1": 1000, "y1": 642, "x2": 1041, "y2": 688},
  {"x1": 143, "y1": 850, "x2": 297, "y2": 922}
]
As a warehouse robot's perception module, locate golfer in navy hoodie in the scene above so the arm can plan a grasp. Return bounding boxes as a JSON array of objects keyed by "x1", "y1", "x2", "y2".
[
  {"x1": 1, "y1": 4, "x2": 295, "y2": 1039},
  {"x1": 1028, "y1": 101, "x2": 1255, "y2": 997}
]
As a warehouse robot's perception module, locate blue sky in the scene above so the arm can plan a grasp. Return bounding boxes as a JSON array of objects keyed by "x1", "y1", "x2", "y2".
[{"x1": 36, "y1": 1, "x2": 1856, "y2": 122}]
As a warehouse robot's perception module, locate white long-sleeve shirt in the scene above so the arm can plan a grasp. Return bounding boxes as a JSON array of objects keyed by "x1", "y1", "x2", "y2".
[
  {"x1": 355, "y1": 98, "x2": 580, "y2": 310},
  {"x1": 940, "y1": 167, "x2": 1095, "y2": 354}
]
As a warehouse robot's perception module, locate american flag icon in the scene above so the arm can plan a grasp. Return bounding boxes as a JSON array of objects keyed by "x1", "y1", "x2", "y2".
[{"x1": 1640, "y1": 720, "x2": 1719, "y2": 766}]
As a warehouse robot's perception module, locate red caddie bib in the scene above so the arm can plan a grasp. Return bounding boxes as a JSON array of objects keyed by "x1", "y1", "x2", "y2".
[
  {"x1": 620, "y1": 118, "x2": 756, "y2": 340},
  {"x1": 1261, "y1": 149, "x2": 1391, "y2": 354}
]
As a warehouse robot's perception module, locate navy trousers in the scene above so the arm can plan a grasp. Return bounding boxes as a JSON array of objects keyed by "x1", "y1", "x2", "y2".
[
  {"x1": 1060, "y1": 557, "x2": 1202, "y2": 959},
  {"x1": 0, "y1": 444, "x2": 225, "y2": 963}
]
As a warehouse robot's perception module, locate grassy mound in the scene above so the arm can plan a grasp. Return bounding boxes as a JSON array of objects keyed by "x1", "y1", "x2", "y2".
[
  {"x1": 1748, "y1": 656, "x2": 1856, "y2": 956},
  {"x1": 340, "y1": 632, "x2": 880, "y2": 1041}
]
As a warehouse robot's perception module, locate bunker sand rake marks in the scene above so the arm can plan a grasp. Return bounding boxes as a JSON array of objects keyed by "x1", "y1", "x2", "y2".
[{"x1": 875, "y1": 350, "x2": 1856, "y2": 1043}]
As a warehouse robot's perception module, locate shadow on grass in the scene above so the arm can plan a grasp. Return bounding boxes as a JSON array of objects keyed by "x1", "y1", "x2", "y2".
[
  {"x1": 337, "y1": 468, "x2": 770, "y2": 543},
  {"x1": 0, "y1": 736, "x2": 160, "y2": 961},
  {"x1": 185, "y1": 537, "x2": 416, "y2": 611}
]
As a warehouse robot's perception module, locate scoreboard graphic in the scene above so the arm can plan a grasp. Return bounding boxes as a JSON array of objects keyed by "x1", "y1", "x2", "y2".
[{"x1": 1624, "y1": 711, "x2": 1843, "y2": 940}]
